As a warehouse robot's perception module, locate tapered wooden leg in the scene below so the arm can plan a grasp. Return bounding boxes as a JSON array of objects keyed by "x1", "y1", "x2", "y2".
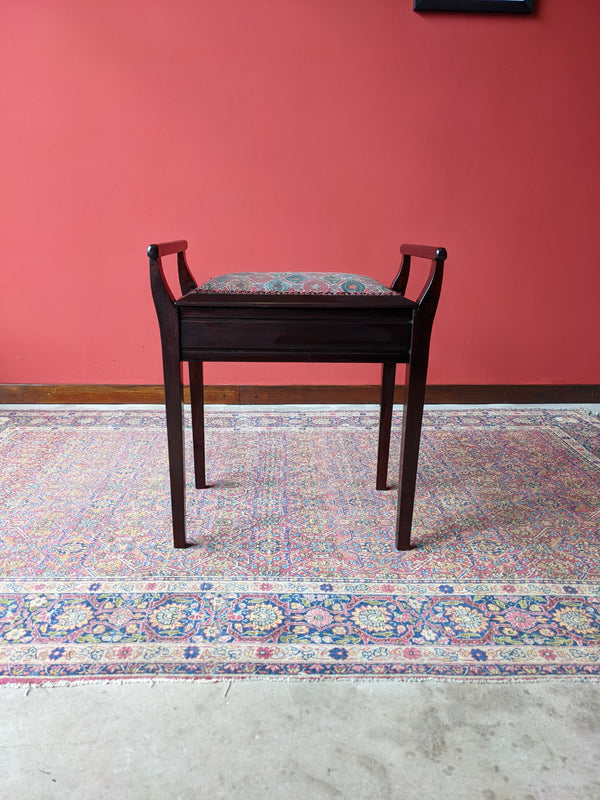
[
  {"x1": 396, "y1": 352, "x2": 428, "y2": 551},
  {"x1": 376, "y1": 361, "x2": 396, "y2": 490},
  {"x1": 189, "y1": 360, "x2": 207, "y2": 489},
  {"x1": 163, "y1": 348, "x2": 188, "y2": 548}
]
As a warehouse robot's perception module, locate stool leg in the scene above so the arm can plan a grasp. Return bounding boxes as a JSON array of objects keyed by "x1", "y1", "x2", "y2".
[
  {"x1": 376, "y1": 361, "x2": 396, "y2": 490},
  {"x1": 395, "y1": 353, "x2": 427, "y2": 551},
  {"x1": 189, "y1": 360, "x2": 207, "y2": 489},
  {"x1": 163, "y1": 347, "x2": 188, "y2": 549}
]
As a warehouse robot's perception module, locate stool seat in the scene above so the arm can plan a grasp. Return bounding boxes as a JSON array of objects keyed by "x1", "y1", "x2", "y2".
[
  {"x1": 195, "y1": 272, "x2": 397, "y2": 296},
  {"x1": 149, "y1": 240, "x2": 447, "y2": 551}
]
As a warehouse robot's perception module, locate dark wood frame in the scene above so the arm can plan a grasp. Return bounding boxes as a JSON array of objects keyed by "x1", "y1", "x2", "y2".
[
  {"x1": 149, "y1": 241, "x2": 447, "y2": 551},
  {"x1": 414, "y1": 0, "x2": 533, "y2": 12}
]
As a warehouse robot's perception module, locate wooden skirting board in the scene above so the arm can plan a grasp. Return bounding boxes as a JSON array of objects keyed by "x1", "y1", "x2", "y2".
[{"x1": 1, "y1": 384, "x2": 599, "y2": 404}]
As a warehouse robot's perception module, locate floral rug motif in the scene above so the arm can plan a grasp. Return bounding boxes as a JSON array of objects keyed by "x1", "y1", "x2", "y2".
[{"x1": 1, "y1": 406, "x2": 599, "y2": 682}]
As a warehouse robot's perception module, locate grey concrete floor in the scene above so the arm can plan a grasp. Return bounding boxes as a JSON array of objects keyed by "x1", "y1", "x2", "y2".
[
  {"x1": 1, "y1": 679, "x2": 600, "y2": 799},
  {"x1": 2, "y1": 404, "x2": 599, "y2": 799}
]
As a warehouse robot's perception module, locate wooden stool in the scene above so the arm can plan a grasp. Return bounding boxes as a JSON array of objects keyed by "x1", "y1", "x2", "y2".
[{"x1": 149, "y1": 241, "x2": 447, "y2": 550}]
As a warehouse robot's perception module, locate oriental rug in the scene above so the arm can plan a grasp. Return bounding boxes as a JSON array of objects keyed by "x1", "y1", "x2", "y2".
[{"x1": 1, "y1": 406, "x2": 599, "y2": 683}]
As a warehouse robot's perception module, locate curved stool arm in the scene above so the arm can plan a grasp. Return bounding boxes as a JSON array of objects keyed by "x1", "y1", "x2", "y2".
[
  {"x1": 392, "y1": 243, "x2": 447, "y2": 323},
  {"x1": 148, "y1": 240, "x2": 197, "y2": 306}
]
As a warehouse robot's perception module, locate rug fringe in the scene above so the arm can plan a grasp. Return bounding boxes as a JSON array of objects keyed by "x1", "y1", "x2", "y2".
[{"x1": 2, "y1": 675, "x2": 600, "y2": 690}]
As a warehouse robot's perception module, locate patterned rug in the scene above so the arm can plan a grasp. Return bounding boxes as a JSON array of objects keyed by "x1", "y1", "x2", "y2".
[{"x1": 1, "y1": 406, "x2": 599, "y2": 683}]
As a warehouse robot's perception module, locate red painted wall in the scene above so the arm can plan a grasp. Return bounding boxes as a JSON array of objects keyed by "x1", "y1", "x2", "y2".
[{"x1": 1, "y1": 0, "x2": 599, "y2": 387}]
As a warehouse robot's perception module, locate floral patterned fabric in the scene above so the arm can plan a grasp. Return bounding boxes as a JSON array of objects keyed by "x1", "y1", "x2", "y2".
[{"x1": 195, "y1": 272, "x2": 396, "y2": 296}]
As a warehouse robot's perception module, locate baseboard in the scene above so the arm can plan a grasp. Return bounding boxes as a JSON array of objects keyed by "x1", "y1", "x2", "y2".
[
  {"x1": 1, "y1": 384, "x2": 599, "y2": 405},
  {"x1": 0, "y1": 384, "x2": 238, "y2": 404}
]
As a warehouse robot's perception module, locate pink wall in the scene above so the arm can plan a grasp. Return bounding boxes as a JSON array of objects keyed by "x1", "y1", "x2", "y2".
[{"x1": 1, "y1": 0, "x2": 599, "y2": 387}]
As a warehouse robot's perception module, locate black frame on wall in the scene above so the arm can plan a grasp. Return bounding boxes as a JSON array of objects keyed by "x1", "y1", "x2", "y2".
[{"x1": 414, "y1": 0, "x2": 533, "y2": 11}]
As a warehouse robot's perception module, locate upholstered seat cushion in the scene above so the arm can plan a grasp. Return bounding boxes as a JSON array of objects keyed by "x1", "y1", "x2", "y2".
[{"x1": 195, "y1": 272, "x2": 396, "y2": 296}]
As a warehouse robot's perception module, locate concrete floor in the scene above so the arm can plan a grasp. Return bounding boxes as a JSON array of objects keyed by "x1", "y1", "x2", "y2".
[
  {"x1": 2, "y1": 404, "x2": 599, "y2": 799},
  {"x1": 1, "y1": 679, "x2": 600, "y2": 799}
]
